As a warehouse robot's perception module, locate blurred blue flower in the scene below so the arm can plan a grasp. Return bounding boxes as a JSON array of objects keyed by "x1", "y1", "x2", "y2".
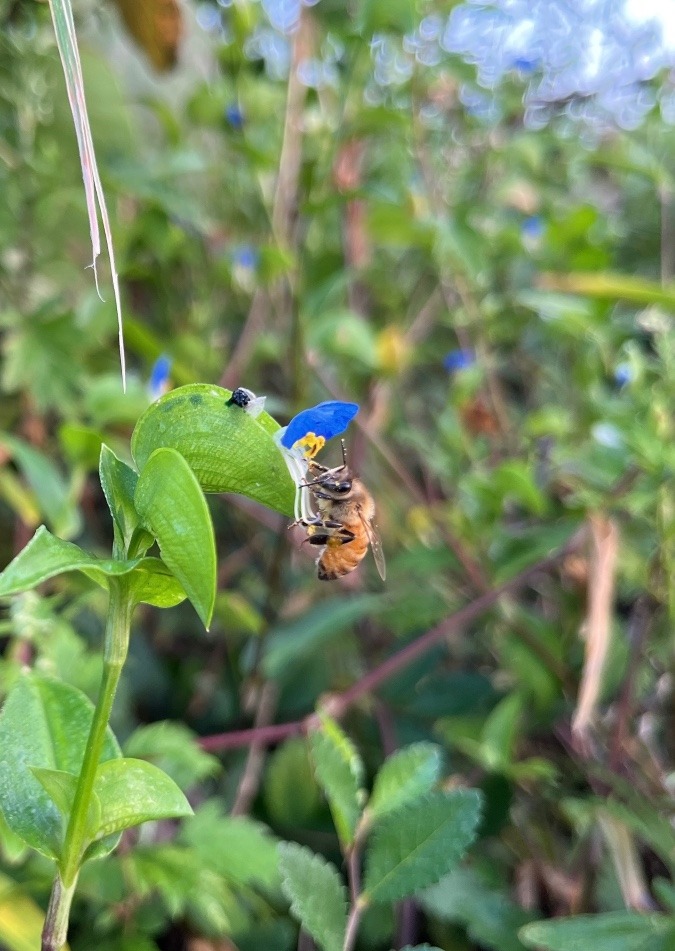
[
  {"x1": 521, "y1": 216, "x2": 544, "y2": 239},
  {"x1": 512, "y1": 57, "x2": 539, "y2": 74},
  {"x1": 148, "y1": 355, "x2": 172, "y2": 400},
  {"x1": 592, "y1": 422, "x2": 623, "y2": 449},
  {"x1": 232, "y1": 245, "x2": 259, "y2": 270},
  {"x1": 614, "y1": 362, "x2": 633, "y2": 387},
  {"x1": 443, "y1": 349, "x2": 475, "y2": 373},
  {"x1": 225, "y1": 104, "x2": 245, "y2": 129}
]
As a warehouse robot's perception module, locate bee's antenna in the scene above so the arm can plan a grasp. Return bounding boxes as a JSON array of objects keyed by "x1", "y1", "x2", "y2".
[{"x1": 341, "y1": 439, "x2": 347, "y2": 467}]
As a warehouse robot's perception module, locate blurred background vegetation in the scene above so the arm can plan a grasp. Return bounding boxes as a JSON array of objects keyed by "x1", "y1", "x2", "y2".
[{"x1": 1, "y1": 0, "x2": 675, "y2": 948}]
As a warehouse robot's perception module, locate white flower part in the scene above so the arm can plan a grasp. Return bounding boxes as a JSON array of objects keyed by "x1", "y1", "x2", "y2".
[{"x1": 274, "y1": 428, "x2": 317, "y2": 523}]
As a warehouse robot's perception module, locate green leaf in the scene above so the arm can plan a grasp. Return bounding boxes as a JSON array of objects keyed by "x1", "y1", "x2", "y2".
[
  {"x1": 263, "y1": 595, "x2": 381, "y2": 681},
  {"x1": 519, "y1": 913, "x2": 675, "y2": 951},
  {"x1": 0, "y1": 671, "x2": 120, "y2": 859},
  {"x1": 30, "y1": 768, "x2": 101, "y2": 843},
  {"x1": 310, "y1": 717, "x2": 365, "y2": 846},
  {"x1": 399, "y1": 946, "x2": 444, "y2": 951},
  {"x1": 124, "y1": 721, "x2": 221, "y2": 790},
  {"x1": 264, "y1": 738, "x2": 321, "y2": 827},
  {"x1": 368, "y1": 743, "x2": 443, "y2": 820},
  {"x1": 90, "y1": 758, "x2": 192, "y2": 841},
  {"x1": 98, "y1": 444, "x2": 143, "y2": 555},
  {"x1": 278, "y1": 842, "x2": 348, "y2": 951},
  {"x1": 124, "y1": 557, "x2": 187, "y2": 608},
  {"x1": 363, "y1": 790, "x2": 482, "y2": 904},
  {"x1": 130, "y1": 383, "x2": 295, "y2": 516},
  {"x1": 421, "y1": 866, "x2": 535, "y2": 951},
  {"x1": 181, "y1": 800, "x2": 280, "y2": 889},
  {"x1": 134, "y1": 447, "x2": 216, "y2": 628},
  {"x1": 0, "y1": 434, "x2": 81, "y2": 539},
  {"x1": 0, "y1": 525, "x2": 138, "y2": 597},
  {"x1": 0, "y1": 871, "x2": 71, "y2": 951}
]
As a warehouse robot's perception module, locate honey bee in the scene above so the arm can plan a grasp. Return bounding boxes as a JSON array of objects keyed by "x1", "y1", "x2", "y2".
[{"x1": 299, "y1": 447, "x2": 386, "y2": 582}]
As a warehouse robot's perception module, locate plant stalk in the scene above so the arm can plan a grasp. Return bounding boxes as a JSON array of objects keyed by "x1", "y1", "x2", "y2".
[{"x1": 42, "y1": 578, "x2": 133, "y2": 951}]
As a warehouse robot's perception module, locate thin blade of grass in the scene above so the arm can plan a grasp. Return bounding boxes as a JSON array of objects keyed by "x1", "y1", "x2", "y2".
[
  {"x1": 572, "y1": 514, "x2": 619, "y2": 737},
  {"x1": 48, "y1": 0, "x2": 126, "y2": 390}
]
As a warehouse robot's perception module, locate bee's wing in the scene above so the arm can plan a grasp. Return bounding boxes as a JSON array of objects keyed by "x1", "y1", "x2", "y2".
[{"x1": 360, "y1": 513, "x2": 386, "y2": 581}]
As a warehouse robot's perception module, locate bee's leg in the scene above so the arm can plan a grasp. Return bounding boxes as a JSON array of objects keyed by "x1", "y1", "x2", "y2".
[{"x1": 305, "y1": 534, "x2": 330, "y2": 547}]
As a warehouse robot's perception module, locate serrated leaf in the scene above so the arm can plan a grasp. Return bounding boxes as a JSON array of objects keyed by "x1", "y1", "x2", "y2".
[
  {"x1": 0, "y1": 672, "x2": 120, "y2": 860},
  {"x1": 124, "y1": 721, "x2": 220, "y2": 790},
  {"x1": 310, "y1": 717, "x2": 365, "y2": 846},
  {"x1": 0, "y1": 871, "x2": 70, "y2": 951},
  {"x1": 519, "y1": 912, "x2": 675, "y2": 951},
  {"x1": 91, "y1": 758, "x2": 192, "y2": 840},
  {"x1": 363, "y1": 790, "x2": 482, "y2": 904},
  {"x1": 181, "y1": 800, "x2": 280, "y2": 889},
  {"x1": 278, "y1": 842, "x2": 348, "y2": 951},
  {"x1": 131, "y1": 383, "x2": 294, "y2": 516},
  {"x1": 134, "y1": 447, "x2": 216, "y2": 628},
  {"x1": 368, "y1": 743, "x2": 443, "y2": 820}
]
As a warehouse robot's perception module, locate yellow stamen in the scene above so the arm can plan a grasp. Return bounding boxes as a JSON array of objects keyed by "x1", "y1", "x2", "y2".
[{"x1": 294, "y1": 432, "x2": 326, "y2": 459}]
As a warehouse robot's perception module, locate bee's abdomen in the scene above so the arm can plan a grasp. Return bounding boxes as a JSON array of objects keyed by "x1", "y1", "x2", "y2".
[{"x1": 317, "y1": 537, "x2": 368, "y2": 580}]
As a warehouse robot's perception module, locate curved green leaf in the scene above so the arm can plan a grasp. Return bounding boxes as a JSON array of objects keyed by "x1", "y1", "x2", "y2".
[
  {"x1": 131, "y1": 383, "x2": 295, "y2": 516},
  {"x1": 30, "y1": 768, "x2": 101, "y2": 844},
  {"x1": 368, "y1": 743, "x2": 443, "y2": 821},
  {"x1": 278, "y1": 842, "x2": 348, "y2": 951},
  {"x1": 363, "y1": 789, "x2": 482, "y2": 904},
  {"x1": 126, "y1": 557, "x2": 187, "y2": 608},
  {"x1": 99, "y1": 444, "x2": 142, "y2": 555},
  {"x1": 0, "y1": 525, "x2": 181, "y2": 608},
  {"x1": 91, "y1": 758, "x2": 192, "y2": 840},
  {"x1": 134, "y1": 447, "x2": 216, "y2": 628},
  {"x1": 519, "y1": 912, "x2": 675, "y2": 951},
  {"x1": 0, "y1": 672, "x2": 120, "y2": 860}
]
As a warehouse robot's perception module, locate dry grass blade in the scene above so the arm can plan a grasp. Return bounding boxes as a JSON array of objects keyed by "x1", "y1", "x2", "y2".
[
  {"x1": 48, "y1": 0, "x2": 126, "y2": 389},
  {"x1": 572, "y1": 514, "x2": 619, "y2": 737}
]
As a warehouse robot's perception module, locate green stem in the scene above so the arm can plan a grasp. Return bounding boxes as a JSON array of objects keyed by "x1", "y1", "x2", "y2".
[
  {"x1": 43, "y1": 578, "x2": 133, "y2": 950},
  {"x1": 41, "y1": 874, "x2": 77, "y2": 951}
]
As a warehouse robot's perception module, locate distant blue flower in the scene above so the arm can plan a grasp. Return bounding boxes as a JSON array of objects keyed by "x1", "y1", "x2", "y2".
[
  {"x1": 614, "y1": 363, "x2": 633, "y2": 387},
  {"x1": 232, "y1": 245, "x2": 259, "y2": 270},
  {"x1": 521, "y1": 216, "x2": 544, "y2": 240},
  {"x1": 512, "y1": 57, "x2": 539, "y2": 74},
  {"x1": 148, "y1": 355, "x2": 172, "y2": 400},
  {"x1": 443, "y1": 349, "x2": 475, "y2": 373},
  {"x1": 225, "y1": 104, "x2": 245, "y2": 129},
  {"x1": 592, "y1": 422, "x2": 623, "y2": 450},
  {"x1": 280, "y1": 401, "x2": 359, "y2": 451}
]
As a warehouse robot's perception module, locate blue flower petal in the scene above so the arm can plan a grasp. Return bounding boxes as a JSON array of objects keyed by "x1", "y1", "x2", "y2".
[
  {"x1": 148, "y1": 354, "x2": 172, "y2": 399},
  {"x1": 443, "y1": 349, "x2": 474, "y2": 373},
  {"x1": 280, "y1": 401, "x2": 359, "y2": 449},
  {"x1": 614, "y1": 363, "x2": 633, "y2": 387}
]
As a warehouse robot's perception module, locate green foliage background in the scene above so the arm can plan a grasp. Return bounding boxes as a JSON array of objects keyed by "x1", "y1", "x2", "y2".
[{"x1": 1, "y1": 0, "x2": 675, "y2": 949}]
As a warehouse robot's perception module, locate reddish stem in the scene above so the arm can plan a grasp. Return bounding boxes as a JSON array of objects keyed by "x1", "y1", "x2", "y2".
[{"x1": 199, "y1": 532, "x2": 583, "y2": 754}]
